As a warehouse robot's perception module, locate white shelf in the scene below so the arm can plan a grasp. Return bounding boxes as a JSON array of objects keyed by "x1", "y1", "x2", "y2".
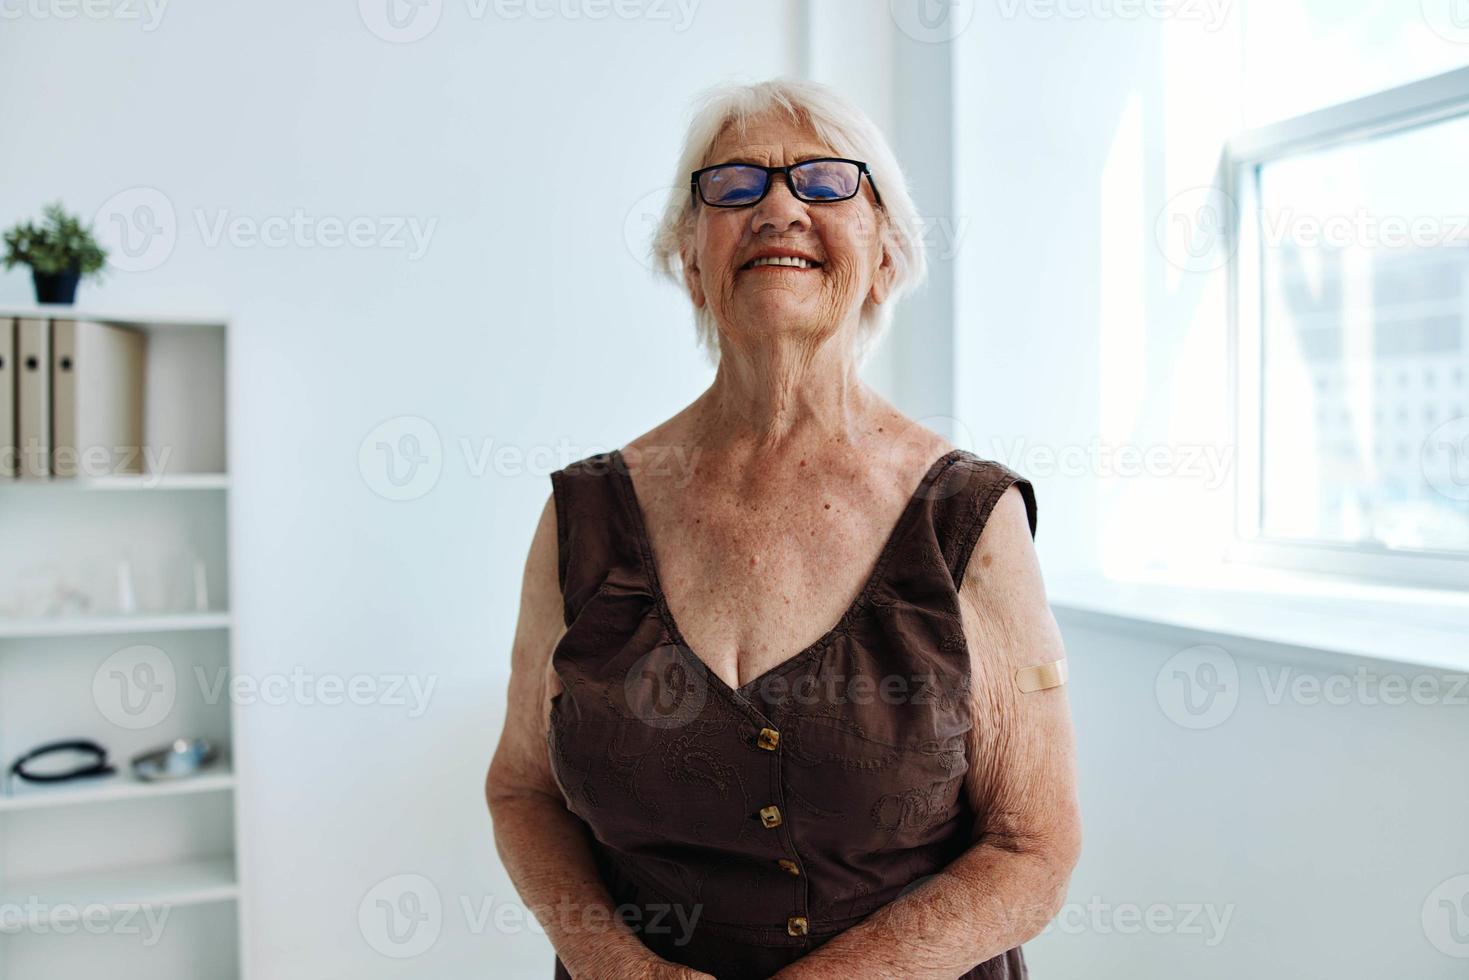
[
  {"x1": 0, "y1": 611, "x2": 232, "y2": 639},
  {"x1": 0, "y1": 857, "x2": 237, "y2": 927},
  {"x1": 0, "y1": 762, "x2": 234, "y2": 813},
  {"x1": 0, "y1": 473, "x2": 228, "y2": 491},
  {"x1": 0, "y1": 305, "x2": 227, "y2": 329}
]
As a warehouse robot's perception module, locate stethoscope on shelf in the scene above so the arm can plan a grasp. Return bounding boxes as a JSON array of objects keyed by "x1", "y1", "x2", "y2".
[{"x1": 5, "y1": 738, "x2": 115, "y2": 795}]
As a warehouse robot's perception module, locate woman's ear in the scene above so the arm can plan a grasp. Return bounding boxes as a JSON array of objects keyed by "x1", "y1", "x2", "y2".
[
  {"x1": 682, "y1": 245, "x2": 706, "y2": 309},
  {"x1": 867, "y1": 241, "x2": 897, "y2": 306}
]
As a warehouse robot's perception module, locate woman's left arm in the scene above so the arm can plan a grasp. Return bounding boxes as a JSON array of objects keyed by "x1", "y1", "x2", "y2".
[{"x1": 771, "y1": 484, "x2": 1083, "y2": 979}]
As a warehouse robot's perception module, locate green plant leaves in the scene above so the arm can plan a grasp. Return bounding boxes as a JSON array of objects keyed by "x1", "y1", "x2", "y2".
[{"x1": 4, "y1": 201, "x2": 109, "y2": 279}]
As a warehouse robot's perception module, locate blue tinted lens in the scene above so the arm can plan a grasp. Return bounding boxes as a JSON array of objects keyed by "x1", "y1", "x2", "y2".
[
  {"x1": 700, "y1": 165, "x2": 768, "y2": 205},
  {"x1": 790, "y1": 160, "x2": 859, "y2": 201}
]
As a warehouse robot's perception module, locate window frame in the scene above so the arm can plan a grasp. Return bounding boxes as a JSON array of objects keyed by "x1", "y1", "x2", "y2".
[{"x1": 1223, "y1": 64, "x2": 1469, "y2": 590}]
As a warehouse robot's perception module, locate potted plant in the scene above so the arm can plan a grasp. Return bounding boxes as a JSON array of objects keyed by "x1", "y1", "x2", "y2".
[{"x1": 3, "y1": 202, "x2": 108, "y2": 305}]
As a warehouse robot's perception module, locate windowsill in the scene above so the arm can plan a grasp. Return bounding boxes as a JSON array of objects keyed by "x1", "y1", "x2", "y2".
[{"x1": 1045, "y1": 564, "x2": 1469, "y2": 673}]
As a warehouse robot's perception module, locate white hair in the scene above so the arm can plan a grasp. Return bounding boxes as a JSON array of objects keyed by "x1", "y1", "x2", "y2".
[{"x1": 649, "y1": 76, "x2": 929, "y2": 367}]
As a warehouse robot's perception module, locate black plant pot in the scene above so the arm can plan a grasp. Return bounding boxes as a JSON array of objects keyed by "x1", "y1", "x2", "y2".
[{"x1": 32, "y1": 267, "x2": 81, "y2": 305}]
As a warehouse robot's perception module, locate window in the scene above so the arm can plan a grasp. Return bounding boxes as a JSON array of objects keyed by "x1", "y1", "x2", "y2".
[{"x1": 1227, "y1": 66, "x2": 1469, "y2": 587}]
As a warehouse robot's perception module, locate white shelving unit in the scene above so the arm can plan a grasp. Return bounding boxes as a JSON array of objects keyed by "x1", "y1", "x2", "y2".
[{"x1": 0, "y1": 306, "x2": 244, "y2": 980}]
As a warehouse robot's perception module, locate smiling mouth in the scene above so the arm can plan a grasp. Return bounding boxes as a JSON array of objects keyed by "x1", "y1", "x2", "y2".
[{"x1": 740, "y1": 256, "x2": 823, "y2": 271}]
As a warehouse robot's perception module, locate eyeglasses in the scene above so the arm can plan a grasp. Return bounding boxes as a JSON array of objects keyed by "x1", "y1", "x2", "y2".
[{"x1": 690, "y1": 157, "x2": 883, "y2": 209}]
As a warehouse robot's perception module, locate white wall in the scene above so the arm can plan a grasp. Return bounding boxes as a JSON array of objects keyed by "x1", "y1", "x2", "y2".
[{"x1": 1043, "y1": 612, "x2": 1469, "y2": 978}]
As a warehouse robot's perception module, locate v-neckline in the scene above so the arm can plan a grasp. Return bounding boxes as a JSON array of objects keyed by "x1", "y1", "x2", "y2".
[{"x1": 609, "y1": 446, "x2": 965, "y2": 703}]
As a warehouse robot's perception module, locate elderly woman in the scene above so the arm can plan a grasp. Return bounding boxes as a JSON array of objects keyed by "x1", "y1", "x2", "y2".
[{"x1": 486, "y1": 77, "x2": 1081, "y2": 979}]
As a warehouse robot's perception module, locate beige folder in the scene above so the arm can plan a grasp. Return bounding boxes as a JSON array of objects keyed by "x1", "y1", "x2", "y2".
[
  {"x1": 0, "y1": 319, "x2": 14, "y2": 479},
  {"x1": 51, "y1": 320, "x2": 146, "y2": 478},
  {"x1": 16, "y1": 318, "x2": 50, "y2": 479}
]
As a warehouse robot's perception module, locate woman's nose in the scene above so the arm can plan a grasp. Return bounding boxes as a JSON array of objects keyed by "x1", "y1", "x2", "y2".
[{"x1": 750, "y1": 174, "x2": 812, "y2": 236}]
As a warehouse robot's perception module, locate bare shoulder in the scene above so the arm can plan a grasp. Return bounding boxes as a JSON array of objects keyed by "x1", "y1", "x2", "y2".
[{"x1": 957, "y1": 483, "x2": 1048, "y2": 632}]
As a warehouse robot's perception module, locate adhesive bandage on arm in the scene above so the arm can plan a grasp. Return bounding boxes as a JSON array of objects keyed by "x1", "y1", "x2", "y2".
[{"x1": 1015, "y1": 658, "x2": 1068, "y2": 693}]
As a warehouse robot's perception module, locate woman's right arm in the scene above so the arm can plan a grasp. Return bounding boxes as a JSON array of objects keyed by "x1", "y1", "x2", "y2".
[{"x1": 485, "y1": 492, "x2": 711, "y2": 980}]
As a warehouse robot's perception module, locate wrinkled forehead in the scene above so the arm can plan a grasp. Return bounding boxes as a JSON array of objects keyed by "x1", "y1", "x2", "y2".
[{"x1": 703, "y1": 109, "x2": 838, "y2": 168}]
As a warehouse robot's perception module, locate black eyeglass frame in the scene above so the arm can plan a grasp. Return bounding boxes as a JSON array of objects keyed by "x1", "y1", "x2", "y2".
[{"x1": 690, "y1": 157, "x2": 884, "y2": 209}]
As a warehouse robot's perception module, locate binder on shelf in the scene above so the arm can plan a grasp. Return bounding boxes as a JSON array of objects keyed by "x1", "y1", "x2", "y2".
[
  {"x1": 51, "y1": 319, "x2": 146, "y2": 478},
  {"x1": 0, "y1": 318, "x2": 14, "y2": 479},
  {"x1": 15, "y1": 318, "x2": 50, "y2": 480}
]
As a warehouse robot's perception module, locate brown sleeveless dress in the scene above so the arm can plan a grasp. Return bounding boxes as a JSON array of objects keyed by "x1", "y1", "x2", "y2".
[{"x1": 547, "y1": 447, "x2": 1038, "y2": 980}]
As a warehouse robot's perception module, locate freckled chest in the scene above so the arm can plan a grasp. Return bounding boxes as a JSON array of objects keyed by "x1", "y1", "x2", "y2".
[{"x1": 630, "y1": 472, "x2": 912, "y2": 690}]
